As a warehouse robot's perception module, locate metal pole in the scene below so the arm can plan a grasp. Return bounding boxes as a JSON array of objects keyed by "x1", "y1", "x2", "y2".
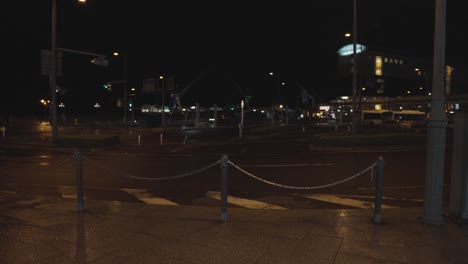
[
  {"x1": 214, "y1": 104, "x2": 218, "y2": 127},
  {"x1": 161, "y1": 77, "x2": 165, "y2": 127},
  {"x1": 75, "y1": 151, "x2": 84, "y2": 212},
  {"x1": 351, "y1": 0, "x2": 358, "y2": 134},
  {"x1": 220, "y1": 155, "x2": 229, "y2": 222},
  {"x1": 51, "y1": 0, "x2": 58, "y2": 141},
  {"x1": 123, "y1": 54, "x2": 128, "y2": 126},
  {"x1": 373, "y1": 157, "x2": 384, "y2": 224},
  {"x1": 423, "y1": 0, "x2": 447, "y2": 225}
]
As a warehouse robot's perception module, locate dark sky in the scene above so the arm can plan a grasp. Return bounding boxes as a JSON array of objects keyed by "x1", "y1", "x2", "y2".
[{"x1": 2, "y1": 1, "x2": 467, "y2": 115}]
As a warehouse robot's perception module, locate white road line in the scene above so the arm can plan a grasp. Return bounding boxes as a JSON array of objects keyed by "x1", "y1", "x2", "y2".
[
  {"x1": 122, "y1": 188, "x2": 179, "y2": 206},
  {"x1": 335, "y1": 194, "x2": 423, "y2": 202},
  {"x1": 301, "y1": 194, "x2": 398, "y2": 209},
  {"x1": 206, "y1": 191, "x2": 287, "y2": 210},
  {"x1": 356, "y1": 185, "x2": 451, "y2": 190}
]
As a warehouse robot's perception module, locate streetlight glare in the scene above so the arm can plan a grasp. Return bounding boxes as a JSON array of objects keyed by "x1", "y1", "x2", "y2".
[
  {"x1": 113, "y1": 52, "x2": 119, "y2": 56},
  {"x1": 159, "y1": 76, "x2": 164, "y2": 79},
  {"x1": 269, "y1": 72, "x2": 274, "y2": 76},
  {"x1": 345, "y1": 33, "x2": 351, "y2": 37}
]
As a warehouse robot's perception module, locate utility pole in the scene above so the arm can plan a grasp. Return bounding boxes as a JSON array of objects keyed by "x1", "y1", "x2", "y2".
[
  {"x1": 160, "y1": 76, "x2": 165, "y2": 127},
  {"x1": 50, "y1": 0, "x2": 58, "y2": 141},
  {"x1": 351, "y1": 0, "x2": 358, "y2": 134},
  {"x1": 123, "y1": 54, "x2": 128, "y2": 126}
]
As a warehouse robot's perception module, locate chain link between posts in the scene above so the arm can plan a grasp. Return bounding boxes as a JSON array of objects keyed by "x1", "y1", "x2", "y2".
[
  {"x1": 82, "y1": 155, "x2": 220, "y2": 181},
  {"x1": 80, "y1": 154, "x2": 377, "y2": 189},
  {"x1": 227, "y1": 160, "x2": 377, "y2": 190}
]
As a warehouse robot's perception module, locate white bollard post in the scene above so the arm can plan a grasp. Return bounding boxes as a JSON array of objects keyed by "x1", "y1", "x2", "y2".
[
  {"x1": 138, "y1": 134, "x2": 141, "y2": 146},
  {"x1": 1, "y1": 126, "x2": 6, "y2": 137},
  {"x1": 160, "y1": 133, "x2": 163, "y2": 145}
]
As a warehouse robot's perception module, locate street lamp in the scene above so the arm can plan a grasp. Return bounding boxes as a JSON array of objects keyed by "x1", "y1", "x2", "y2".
[
  {"x1": 415, "y1": 68, "x2": 429, "y2": 96},
  {"x1": 351, "y1": 0, "x2": 358, "y2": 133},
  {"x1": 50, "y1": 0, "x2": 86, "y2": 142},
  {"x1": 113, "y1": 52, "x2": 128, "y2": 126}
]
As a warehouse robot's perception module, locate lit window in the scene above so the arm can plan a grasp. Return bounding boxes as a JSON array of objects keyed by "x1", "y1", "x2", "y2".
[
  {"x1": 384, "y1": 58, "x2": 388, "y2": 63},
  {"x1": 375, "y1": 56, "x2": 382, "y2": 76},
  {"x1": 400, "y1": 60, "x2": 403, "y2": 64}
]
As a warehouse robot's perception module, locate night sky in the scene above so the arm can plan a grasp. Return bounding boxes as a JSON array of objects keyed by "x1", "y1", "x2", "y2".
[{"x1": 2, "y1": 1, "x2": 467, "y2": 116}]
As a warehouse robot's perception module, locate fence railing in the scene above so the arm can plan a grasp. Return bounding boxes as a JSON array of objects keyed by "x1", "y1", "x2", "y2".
[{"x1": 72, "y1": 151, "x2": 385, "y2": 224}]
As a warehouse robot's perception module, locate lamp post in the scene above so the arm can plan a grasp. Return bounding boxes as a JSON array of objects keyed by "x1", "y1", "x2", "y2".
[
  {"x1": 351, "y1": 0, "x2": 358, "y2": 133},
  {"x1": 113, "y1": 52, "x2": 128, "y2": 126},
  {"x1": 51, "y1": 0, "x2": 58, "y2": 141},
  {"x1": 50, "y1": 0, "x2": 86, "y2": 141}
]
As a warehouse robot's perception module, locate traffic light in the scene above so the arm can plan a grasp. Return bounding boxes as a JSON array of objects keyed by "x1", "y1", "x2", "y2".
[{"x1": 103, "y1": 83, "x2": 112, "y2": 91}]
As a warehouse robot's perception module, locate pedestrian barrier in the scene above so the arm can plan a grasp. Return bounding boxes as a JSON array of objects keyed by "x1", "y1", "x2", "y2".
[{"x1": 73, "y1": 152, "x2": 385, "y2": 224}]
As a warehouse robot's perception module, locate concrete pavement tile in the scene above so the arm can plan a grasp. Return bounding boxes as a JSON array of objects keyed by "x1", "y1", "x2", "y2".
[
  {"x1": 337, "y1": 226, "x2": 368, "y2": 241},
  {"x1": 37, "y1": 254, "x2": 91, "y2": 264},
  {"x1": 255, "y1": 253, "x2": 327, "y2": 264},
  {"x1": 367, "y1": 226, "x2": 405, "y2": 245},
  {"x1": 144, "y1": 219, "x2": 219, "y2": 240},
  {"x1": 338, "y1": 216, "x2": 373, "y2": 231},
  {"x1": 43, "y1": 238, "x2": 105, "y2": 263},
  {"x1": 0, "y1": 235, "x2": 39, "y2": 263},
  {"x1": 380, "y1": 260, "x2": 408, "y2": 264},
  {"x1": 87, "y1": 254, "x2": 131, "y2": 264},
  {"x1": 405, "y1": 243, "x2": 452, "y2": 264},
  {"x1": 333, "y1": 252, "x2": 380, "y2": 264},
  {"x1": 292, "y1": 234, "x2": 343, "y2": 263},
  {"x1": 210, "y1": 220, "x2": 312, "y2": 240},
  {"x1": 339, "y1": 239, "x2": 380, "y2": 259},
  {"x1": 378, "y1": 242, "x2": 407, "y2": 262}
]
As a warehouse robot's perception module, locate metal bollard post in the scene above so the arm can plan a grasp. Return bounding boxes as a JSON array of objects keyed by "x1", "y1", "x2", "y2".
[
  {"x1": 160, "y1": 133, "x2": 163, "y2": 145},
  {"x1": 373, "y1": 156, "x2": 385, "y2": 224},
  {"x1": 220, "y1": 155, "x2": 229, "y2": 222},
  {"x1": 75, "y1": 151, "x2": 84, "y2": 212},
  {"x1": 138, "y1": 134, "x2": 141, "y2": 146}
]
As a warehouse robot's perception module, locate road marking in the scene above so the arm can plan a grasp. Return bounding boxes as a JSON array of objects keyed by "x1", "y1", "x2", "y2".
[
  {"x1": 236, "y1": 163, "x2": 334, "y2": 168},
  {"x1": 122, "y1": 188, "x2": 179, "y2": 206},
  {"x1": 206, "y1": 191, "x2": 287, "y2": 210},
  {"x1": 301, "y1": 194, "x2": 398, "y2": 209},
  {"x1": 336, "y1": 194, "x2": 423, "y2": 202},
  {"x1": 356, "y1": 185, "x2": 449, "y2": 190}
]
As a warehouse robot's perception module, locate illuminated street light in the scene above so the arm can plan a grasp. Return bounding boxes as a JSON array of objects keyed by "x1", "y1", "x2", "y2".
[{"x1": 113, "y1": 51, "x2": 128, "y2": 125}]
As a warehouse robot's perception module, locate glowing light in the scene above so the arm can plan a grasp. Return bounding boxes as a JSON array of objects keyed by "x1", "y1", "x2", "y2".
[{"x1": 337, "y1": 43, "x2": 367, "y2": 56}]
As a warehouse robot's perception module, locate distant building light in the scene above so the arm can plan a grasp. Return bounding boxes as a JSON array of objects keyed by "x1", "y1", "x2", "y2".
[
  {"x1": 337, "y1": 43, "x2": 367, "y2": 56},
  {"x1": 340, "y1": 96, "x2": 349, "y2": 100},
  {"x1": 190, "y1": 106, "x2": 196, "y2": 109}
]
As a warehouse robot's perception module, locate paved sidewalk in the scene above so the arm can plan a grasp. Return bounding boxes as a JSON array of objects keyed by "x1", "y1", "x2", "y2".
[{"x1": 1, "y1": 199, "x2": 467, "y2": 264}]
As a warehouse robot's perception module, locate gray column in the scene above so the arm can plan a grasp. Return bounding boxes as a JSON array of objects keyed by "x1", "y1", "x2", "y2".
[
  {"x1": 423, "y1": 0, "x2": 448, "y2": 225},
  {"x1": 449, "y1": 113, "x2": 468, "y2": 223}
]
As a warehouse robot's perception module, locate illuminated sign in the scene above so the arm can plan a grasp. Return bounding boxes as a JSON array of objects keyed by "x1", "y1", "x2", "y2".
[{"x1": 337, "y1": 44, "x2": 367, "y2": 56}]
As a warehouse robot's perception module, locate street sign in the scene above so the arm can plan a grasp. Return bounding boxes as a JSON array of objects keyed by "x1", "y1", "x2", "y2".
[
  {"x1": 142, "y1": 78, "x2": 156, "y2": 93},
  {"x1": 41, "y1": 49, "x2": 62, "y2": 76},
  {"x1": 91, "y1": 57, "x2": 109, "y2": 67}
]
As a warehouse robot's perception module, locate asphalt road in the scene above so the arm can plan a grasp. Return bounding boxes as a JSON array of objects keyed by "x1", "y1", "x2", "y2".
[{"x1": 0, "y1": 121, "x2": 453, "y2": 210}]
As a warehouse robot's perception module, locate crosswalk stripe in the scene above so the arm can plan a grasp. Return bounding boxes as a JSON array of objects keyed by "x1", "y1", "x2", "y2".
[
  {"x1": 300, "y1": 194, "x2": 398, "y2": 209},
  {"x1": 121, "y1": 188, "x2": 179, "y2": 206},
  {"x1": 206, "y1": 191, "x2": 287, "y2": 210}
]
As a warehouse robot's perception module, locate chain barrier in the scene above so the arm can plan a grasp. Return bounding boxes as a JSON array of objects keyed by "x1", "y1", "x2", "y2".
[
  {"x1": 82, "y1": 155, "x2": 220, "y2": 181},
  {"x1": 36, "y1": 153, "x2": 77, "y2": 175},
  {"x1": 227, "y1": 159, "x2": 377, "y2": 190}
]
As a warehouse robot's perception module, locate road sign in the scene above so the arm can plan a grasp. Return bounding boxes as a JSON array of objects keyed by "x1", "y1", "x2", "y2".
[
  {"x1": 41, "y1": 49, "x2": 62, "y2": 76},
  {"x1": 142, "y1": 78, "x2": 156, "y2": 93}
]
